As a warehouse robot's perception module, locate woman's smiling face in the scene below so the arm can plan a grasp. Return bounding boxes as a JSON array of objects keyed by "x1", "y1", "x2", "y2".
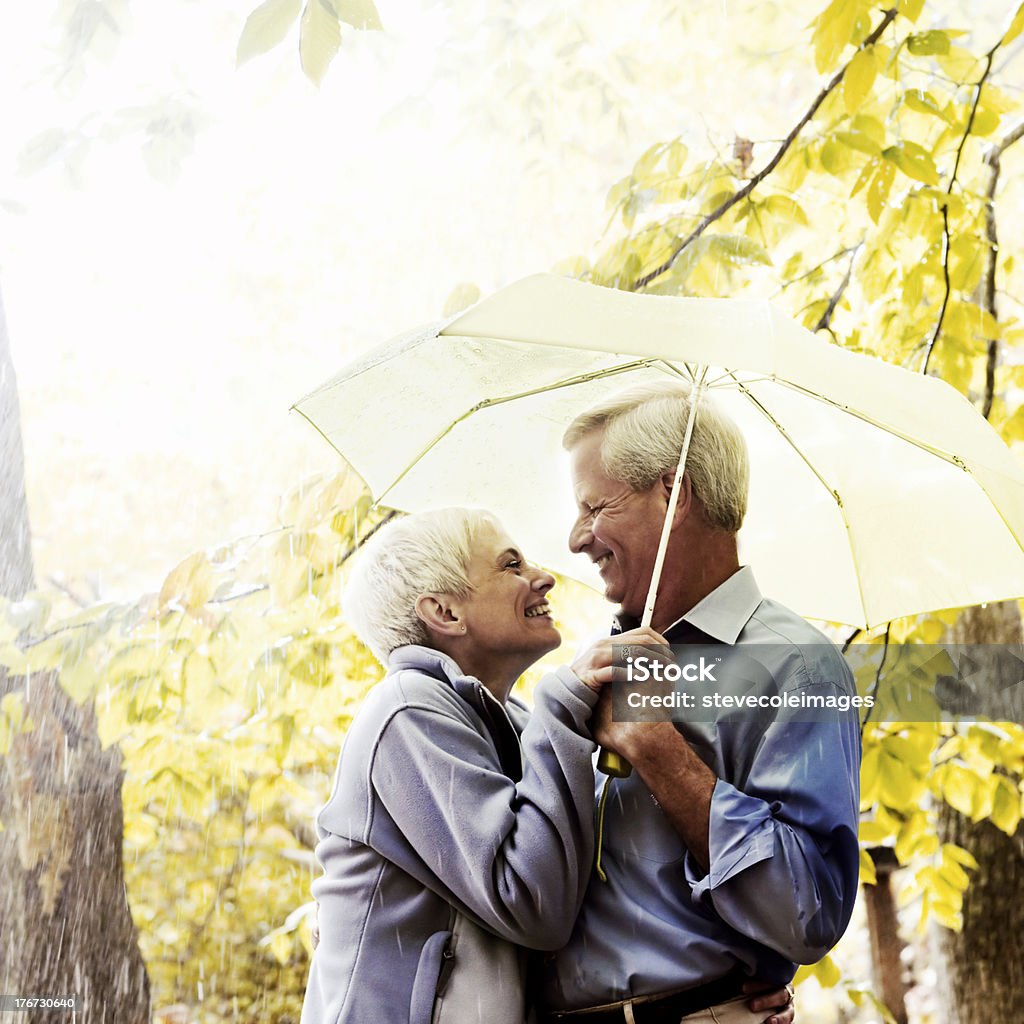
[{"x1": 453, "y1": 518, "x2": 561, "y2": 672}]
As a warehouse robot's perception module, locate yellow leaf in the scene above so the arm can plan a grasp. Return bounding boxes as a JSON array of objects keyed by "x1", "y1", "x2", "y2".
[
  {"x1": 904, "y1": 89, "x2": 951, "y2": 123},
  {"x1": 443, "y1": 283, "x2": 481, "y2": 317},
  {"x1": 860, "y1": 847, "x2": 878, "y2": 884},
  {"x1": 159, "y1": 552, "x2": 214, "y2": 613},
  {"x1": 899, "y1": 0, "x2": 926, "y2": 22},
  {"x1": 990, "y1": 776, "x2": 1022, "y2": 834},
  {"x1": 940, "y1": 763, "x2": 977, "y2": 817},
  {"x1": 867, "y1": 160, "x2": 895, "y2": 223},
  {"x1": 942, "y1": 842, "x2": 979, "y2": 871},
  {"x1": 1001, "y1": 2, "x2": 1024, "y2": 46},
  {"x1": 859, "y1": 820, "x2": 893, "y2": 844},
  {"x1": 236, "y1": 0, "x2": 302, "y2": 66},
  {"x1": 883, "y1": 142, "x2": 940, "y2": 186},
  {"x1": 300, "y1": 0, "x2": 341, "y2": 87},
  {"x1": 335, "y1": 0, "x2": 382, "y2": 30},
  {"x1": 812, "y1": 0, "x2": 859, "y2": 74},
  {"x1": 844, "y1": 47, "x2": 878, "y2": 114},
  {"x1": 813, "y1": 953, "x2": 841, "y2": 988}
]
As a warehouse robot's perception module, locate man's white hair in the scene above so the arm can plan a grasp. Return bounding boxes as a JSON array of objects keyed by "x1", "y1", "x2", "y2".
[
  {"x1": 342, "y1": 507, "x2": 497, "y2": 665},
  {"x1": 562, "y1": 381, "x2": 749, "y2": 533}
]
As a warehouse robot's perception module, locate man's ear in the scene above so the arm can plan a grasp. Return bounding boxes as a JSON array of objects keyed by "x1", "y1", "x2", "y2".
[
  {"x1": 659, "y1": 469, "x2": 693, "y2": 527},
  {"x1": 414, "y1": 593, "x2": 465, "y2": 638}
]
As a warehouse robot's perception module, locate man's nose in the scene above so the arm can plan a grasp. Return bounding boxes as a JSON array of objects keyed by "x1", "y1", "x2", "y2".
[{"x1": 568, "y1": 516, "x2": 592, "y2": 554}]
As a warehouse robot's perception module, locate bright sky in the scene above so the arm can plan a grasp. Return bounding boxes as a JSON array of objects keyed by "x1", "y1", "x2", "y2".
[{"x1": 0, "y1": 0, "x2": 1010, "y2": 604}]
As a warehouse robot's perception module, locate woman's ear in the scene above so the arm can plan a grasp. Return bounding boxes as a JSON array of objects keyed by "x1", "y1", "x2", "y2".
[{"x1": 415, "y1": 593, "x2": 466, "y2": 638}]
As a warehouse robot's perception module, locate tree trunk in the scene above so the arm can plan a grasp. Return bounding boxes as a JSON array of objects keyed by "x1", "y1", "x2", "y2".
[
  {"x1": 935, "y1": 602, "x2": 1024, "y2": 1024},
  {"x1": 863, "y1": 848, "x2": 908, "y2": 1024},
  {"x1": 0, "y1": 284, "x2": 151, "y2": 1022}
]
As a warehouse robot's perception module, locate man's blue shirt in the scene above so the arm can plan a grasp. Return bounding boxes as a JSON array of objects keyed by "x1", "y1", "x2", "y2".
[{"x1": 541, "y1": 567, "x2": 862, "y2": 1009}]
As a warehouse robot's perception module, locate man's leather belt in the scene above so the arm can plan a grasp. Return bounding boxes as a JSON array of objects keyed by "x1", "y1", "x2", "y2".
[{"x1": 541, "y1": 972, "x2": 745, "y2": 1023}]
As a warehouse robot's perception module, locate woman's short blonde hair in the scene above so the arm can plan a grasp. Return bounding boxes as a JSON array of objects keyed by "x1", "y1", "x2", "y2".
[
  {"x1": 562, "y1": 381, "x2": 749, "y2": 532},
  {"x1": 342, "y1": 507, "x2": 497, "y2": 665}
]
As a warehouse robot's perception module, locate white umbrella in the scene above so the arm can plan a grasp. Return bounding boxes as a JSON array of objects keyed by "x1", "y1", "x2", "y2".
[{"x1": 293, "y1": 273, "x2": 1024, "y2": 631}]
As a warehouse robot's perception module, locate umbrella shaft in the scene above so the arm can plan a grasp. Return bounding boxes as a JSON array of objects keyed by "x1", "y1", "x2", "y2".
[{"x1": 641, "y1": 378, "x2": 705, "y2": 630}]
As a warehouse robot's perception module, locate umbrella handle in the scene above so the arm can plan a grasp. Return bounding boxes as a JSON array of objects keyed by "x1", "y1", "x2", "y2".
[{"x1": 597, "y1": 748, "x2": 632, "y2": 778}]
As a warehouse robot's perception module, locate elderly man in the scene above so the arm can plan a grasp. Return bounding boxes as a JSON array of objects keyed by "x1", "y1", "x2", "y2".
[{"x1": 540, "y1": 381, "x2": 861, "y2": 1024}]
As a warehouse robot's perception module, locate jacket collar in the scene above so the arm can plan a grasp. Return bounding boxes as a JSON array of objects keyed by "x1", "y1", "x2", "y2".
[
  {"x1": 615, "y1": 566, "x2": 763, "y2": 645},
  {"x1": 385, "y1": 644, "x2": 524, "y2": 780},
  {"x1": 386, "y1": 644, "x2": 468, "y2": 686}
]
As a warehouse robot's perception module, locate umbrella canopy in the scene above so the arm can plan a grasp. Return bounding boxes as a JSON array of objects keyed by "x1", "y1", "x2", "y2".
[{"x1": 294, "y1": 274, "x2": 1024, "y2": 630}]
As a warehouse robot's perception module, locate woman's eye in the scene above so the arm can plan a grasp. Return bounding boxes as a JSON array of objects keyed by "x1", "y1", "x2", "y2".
[{"x1": 505, "y1": 559, "x2": 523, "y2": 571}]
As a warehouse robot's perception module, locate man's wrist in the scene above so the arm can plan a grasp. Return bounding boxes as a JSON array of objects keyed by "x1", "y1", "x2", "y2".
[{"x1": 617, "y1": 720, "x2": 679, "y2": 765}]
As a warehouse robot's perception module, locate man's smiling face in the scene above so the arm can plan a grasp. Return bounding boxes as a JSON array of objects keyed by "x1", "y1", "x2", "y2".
[{"x1": 567, "y1": 429, "x2": 669, "y2": 619}]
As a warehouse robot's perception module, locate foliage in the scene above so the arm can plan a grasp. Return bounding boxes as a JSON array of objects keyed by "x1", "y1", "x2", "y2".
[{"x1": 237, "y1": 0, "x2": 383, "y2": 86}]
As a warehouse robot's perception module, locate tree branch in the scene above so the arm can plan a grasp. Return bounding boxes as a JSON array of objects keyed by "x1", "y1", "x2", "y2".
[
  {"x1": 860, "y1": 623, "x2": 891, "y2": 738},
  {"x1": 631, "y1": 7, "x2": 899, "y2": 293},
  {"x1": 980, "y1": 119, "x2": 1024, "y2": 417},
  {"x1": 814, "y1": 243, "x2": 862, "y2": 334},
  {"x1": 922, "y1": 43, "x2": 1000, "y2": 375},
  {"x1": 775, "y1": 243, "x2": 860, "y2": 294}
]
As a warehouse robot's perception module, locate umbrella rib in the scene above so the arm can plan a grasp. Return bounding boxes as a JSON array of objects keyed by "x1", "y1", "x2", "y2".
[
  {"x1": 778, "y1": 381, "x2": 1024, "y2": 554},
  {"x1": 775, "y1": 380, "x2": 968, "y2": 469},
  {"x1": 375, "y1": 358, "x2": 658, "y2": 506},
  {"x1": 653, "y1": 361, "x2": 773, "y2": 391},
  {"x1": 725, "y1": 373, "x2": 871, "y2": 628}
]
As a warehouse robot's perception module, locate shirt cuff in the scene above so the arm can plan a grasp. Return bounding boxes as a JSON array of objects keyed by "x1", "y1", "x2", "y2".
[{"x1": 685, "y1": 778, "x2": 777, "y2": 902}]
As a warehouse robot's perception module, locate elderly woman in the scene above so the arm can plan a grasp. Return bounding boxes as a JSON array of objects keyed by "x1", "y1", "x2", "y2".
[{"x1": 300, "y1": 507, "x2": 654, "y2": 1024}]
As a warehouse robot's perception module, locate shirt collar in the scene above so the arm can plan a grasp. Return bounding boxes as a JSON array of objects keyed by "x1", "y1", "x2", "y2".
[{"x1": 661, "y1": 565, "x2": 763, "y2": 645}]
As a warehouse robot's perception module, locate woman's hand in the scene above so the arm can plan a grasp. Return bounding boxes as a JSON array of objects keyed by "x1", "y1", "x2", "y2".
[{"x1": 570, "y1": 626, "x2": 671, "y2": 692}]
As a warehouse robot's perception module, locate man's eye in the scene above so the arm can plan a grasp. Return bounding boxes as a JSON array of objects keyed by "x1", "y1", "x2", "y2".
[
  {"x1": 505, "y1": 559, "x2": 523, "y2": 571},
  {"x1": 587, "y1": 505, "x2": 604, "y2": 517}
]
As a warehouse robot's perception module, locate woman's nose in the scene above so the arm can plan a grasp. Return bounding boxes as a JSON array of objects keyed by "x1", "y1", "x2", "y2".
[{"x1": 531, "y1": 569, "x2": 555, "y2": 595}]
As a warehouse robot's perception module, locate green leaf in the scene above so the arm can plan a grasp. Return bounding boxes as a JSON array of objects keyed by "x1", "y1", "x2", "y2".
[
  {"x1": 907, "y1": 30, "x2": 952, "y2": 56},
  {"x1": 843, "y1": 46, "x2": 878, "y2": 114},
  {"x1": 883, "y1": 142, "x2": 939, "y2": 185},
  {"x1": 335, "y1": 0, "x2": 382, "y2": 30},
  {"x1": 300, "y1": 0, "x2": 342, "y2": 87},
  {"x1": 707, "y1": 234, "x2": 773, "y2": 266},
  {"x1": 236, "y1": 0, "x2": 303, "y2": 66}
]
